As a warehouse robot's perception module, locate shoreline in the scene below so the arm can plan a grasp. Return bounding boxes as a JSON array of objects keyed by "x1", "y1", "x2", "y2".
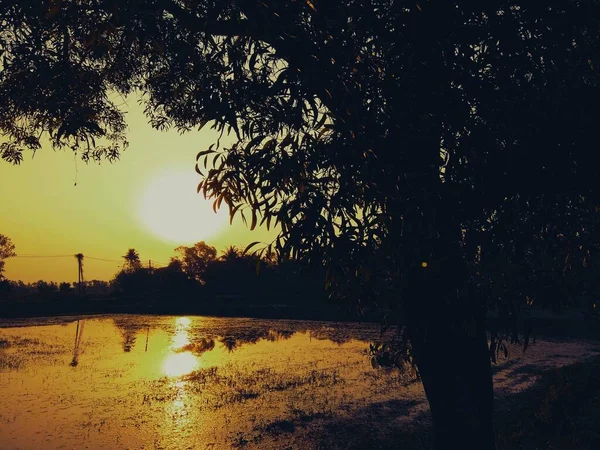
[
  {"x1": 1, "y1": 299, "x2": 599, "y2": 340},
  {"x1": 0, "y1": 302, "x2": 373, "y2": 324}
]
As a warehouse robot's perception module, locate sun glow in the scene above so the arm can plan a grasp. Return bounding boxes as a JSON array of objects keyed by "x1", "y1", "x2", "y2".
[{"x1": 137, "y1": 169, "x2": 229, "y2": 244}]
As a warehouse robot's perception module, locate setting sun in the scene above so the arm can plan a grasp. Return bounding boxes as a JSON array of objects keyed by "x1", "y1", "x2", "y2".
[{"x1": 137, "y1": 169, "x2": 229, "y2": 244}]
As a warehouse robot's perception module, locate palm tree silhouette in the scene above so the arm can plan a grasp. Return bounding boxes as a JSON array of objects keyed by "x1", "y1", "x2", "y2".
[
  {"x1": 122, "y1": 248, "x2": 142, "y2": 272},
  {"x1": 221, "y1": 246, "x2": 242, "y2": 262}
]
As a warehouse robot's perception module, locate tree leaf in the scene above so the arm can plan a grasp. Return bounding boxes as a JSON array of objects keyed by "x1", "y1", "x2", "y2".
[
  {"x1": 196, "y1": 149, "x2": 215, "y2": 160},
  {"x1": 229, "y1": 204, "x2": 241, "y2": 225},
  {"x1": 243, "y1": 241, "x2": 262, "y2": 255}
]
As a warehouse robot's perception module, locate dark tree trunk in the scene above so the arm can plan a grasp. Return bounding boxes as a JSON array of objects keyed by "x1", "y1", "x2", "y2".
[
  {"x1": 390, "y1": 106, "x2": 495, "y2": 447},
  {"x1": 401, "y1": 194, "x2": 496, "y2": 449},
  {"x1": 410, "y1": 309, "x2": 495, "y2": 449},
  {"x1": 391, "y1": 4, "x2": 496, "y2": 442}
]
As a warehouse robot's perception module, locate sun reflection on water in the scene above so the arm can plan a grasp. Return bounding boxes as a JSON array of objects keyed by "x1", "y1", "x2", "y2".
[
  {"x1": 175, "y1": 316, "x2": 191, "y2": 329},
  {"x1": 160, "y1": 319, "x2": 198, "y2": 445},
  {"x1": 162, "y1": 317, "x2": 199, "y2": 377},
  {"x1": 162, "y1": 352, "x2": 199, "y2": 377},
  {"x1": 171, "y1": 329, "x2": 191, "y2": 350}
]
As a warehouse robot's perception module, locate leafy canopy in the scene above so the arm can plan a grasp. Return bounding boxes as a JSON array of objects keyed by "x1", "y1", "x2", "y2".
[
  {"x1": 174, "y1": 241, "x2": 217, "y2": 281},
  {"x1": 2, "y1": 1, "x2": 599, "y2": 310},
  {"x1": 122, "y1": 248, "x2": 142, "y2": 272},
  {"x1": 0, "y1": 234, "x2": 16, "y2": 279}
]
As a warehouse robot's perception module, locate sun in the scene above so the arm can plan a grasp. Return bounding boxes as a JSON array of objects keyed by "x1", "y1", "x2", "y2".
[{"x1": 137, "y1": 169, "x2": 229, "y2": 244}]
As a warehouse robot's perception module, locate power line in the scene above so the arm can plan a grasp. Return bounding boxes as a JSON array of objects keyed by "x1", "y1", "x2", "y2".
[
  {"x1": 13, "y1": 254, "x2": 170, "y2": 266},
  {"x1": 153, "y1": 260, "x2": 172, "y2": 266},
  {"x1": 13, "y1": 255, "x2": 74, "y2": 258},
  {"x1": 86, "y1": 257, "x2": 122, "y2": 263}
]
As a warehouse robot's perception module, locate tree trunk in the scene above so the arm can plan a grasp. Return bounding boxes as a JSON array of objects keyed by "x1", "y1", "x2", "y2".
[
  {"x1": 401, "y1": 195, "x2": 496, "y2": 449},
  {"x1": 410, "y1": 310, "x2": 495, "y2": 449},
  {"x1": 392, "y1": 137, "x2": 495, "y2": 447},
  {"x1": 381, "y1": 3, "x2": 496, "y2": 446}
]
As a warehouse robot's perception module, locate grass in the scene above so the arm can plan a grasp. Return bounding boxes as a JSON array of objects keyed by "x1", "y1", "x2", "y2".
[
  {"x1": 496, "y1": 355, "x2": 600, "y2": 450},
  {"x1": 224, "y1": 354, "x2": 600, "y2": 449},
  {"x1": 0, "y1": 334, "x2": 69, "y2": 371},
  {"x1": 142, "y1": 364, "x2": 343, "y2": 411}
]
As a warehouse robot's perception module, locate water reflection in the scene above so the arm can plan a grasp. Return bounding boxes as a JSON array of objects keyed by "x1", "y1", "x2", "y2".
[
  {"x1": 70, "y1": 319, "x2": 85, "y2": 367},
  {"x1": 181, "y1": 338, "x2": 215, "y2": 355},
  {"x1": 105, "y1": 315, "x2": 383, "y2": 357},
  {"x1": 144, "y1": 325, "x2": 150, "y2": 352},
  {"x1": 163, "y1": 352, "x2": 199, "y2": 377},
  {"x1": 171, "y1": 317, "x2": 192, "y2": 350},
  {"x1": 0, "y1": 314, "x2": 414, "y2": 450},
  {"x1": 113, "y1": 316, "x2": 147, "y2": 353},
  {"x1": 220, "y1": 336, "x2": 239, "y2": 352},
  {"x1": 163, "y1": 317, "x2": 199, "y2": 377},
  {"x1": 162, "y1": 318, "x2": 197, "y2": 445},
  {"x1": 123, "y1": 333, "x2": 136, "y2": 352}
]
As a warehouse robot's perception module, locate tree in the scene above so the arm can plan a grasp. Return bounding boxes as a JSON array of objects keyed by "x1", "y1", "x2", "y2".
[
  {"x1": 59, "y1": 282, "x2": 73, "y2": 294},
  {"x1": 114, "y1": 249, "x2": 149, "y2": 297},
  {"x1": 0, "y1": 234, "x2": 16, "y2": 280},
  {"x1": 122, "y1": 248, "x2": 142, "y2": 272},
  {"x1": 2, "y1": 2, "x2": 600, "y2": 448},
  {"x1": 174, "y1": 241, "x2": 217, "y2": 281},
  {"x1": 220, "y1": 245, "x2": 242, "y2": 262},
  {"x1": 111, "y1": 267, "x2": 153, "y2": 297},
  {"x1": 34, "y1": 280, "x2": 58, "y2": 296},
  {"x1": 153, "y1": 258, "x2": 198, "y2": 300},
  {"x1": 166, "y1": 257, "x2": 184, "y2": 272}
]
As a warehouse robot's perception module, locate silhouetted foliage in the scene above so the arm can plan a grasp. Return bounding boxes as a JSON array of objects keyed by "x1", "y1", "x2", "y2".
[
  {"x1": 0, "y1": 234, "x2": 16, "y2": 280},
  {"x1": 34, "y1": 280, "x2": 58, "y2": 295},
  {"x1": 0, "y1": 279, "x2": 11, "y2": 296},
  {"x1": 122, "y1": 248, "x2": 142, "y2": 272},
  {"x1": 58, "y1": 282, "x2": 72, "y2": 293},
  {"x1": 220, "y1": 245, "x2": 242, "y2": 262},
  {"x1": 111, "y1": 267, "x2": 153, "y2": 297},
  {"x1": 174, "y1": 241, "x2": 217, "y2": 282}
]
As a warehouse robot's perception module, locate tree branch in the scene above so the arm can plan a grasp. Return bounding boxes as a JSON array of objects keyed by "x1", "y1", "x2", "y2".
[{"x1": 160, "y1": 0, "x2": 359, "y2": 135}]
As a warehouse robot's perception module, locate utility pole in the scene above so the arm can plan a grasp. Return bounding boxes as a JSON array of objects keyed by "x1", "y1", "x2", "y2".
[{"x1": 75, "y1": 253, "x2": 84, "y2": 298}]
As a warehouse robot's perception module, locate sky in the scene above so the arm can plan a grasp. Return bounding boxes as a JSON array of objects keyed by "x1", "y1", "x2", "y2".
[{"x1": 0, "y1": 99, "x2": 277, "y2": 283}]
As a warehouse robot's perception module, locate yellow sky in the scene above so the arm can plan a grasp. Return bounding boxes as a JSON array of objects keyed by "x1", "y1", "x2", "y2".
[{"x1": 0, "y1": 100, "x2": 277, "y2": 283}]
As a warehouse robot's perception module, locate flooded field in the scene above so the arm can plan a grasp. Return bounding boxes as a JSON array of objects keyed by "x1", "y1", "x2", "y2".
[{"x1": 1, "y1": 315, "x2": 599, "y2": 449}]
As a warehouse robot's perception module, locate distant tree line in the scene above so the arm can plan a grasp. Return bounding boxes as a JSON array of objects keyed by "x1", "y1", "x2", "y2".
[
  {"x1": 110, "y1": 241, "x2": 330, "y2": 311},
  {"x1": 2, "y1": 279, "x2": 110, "y2": 298},
  {"x1": 0, "y1": 239, "x2": 332, "y2": 315}
]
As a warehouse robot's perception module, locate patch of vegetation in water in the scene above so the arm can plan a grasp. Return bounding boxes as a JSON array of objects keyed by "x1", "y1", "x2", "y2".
[
  {"x1": 0, "y1": 352, "x2": 24, "y2": 370},
  {"x1": 142, "y1": 364, "x2": 343, "y2": 411}
]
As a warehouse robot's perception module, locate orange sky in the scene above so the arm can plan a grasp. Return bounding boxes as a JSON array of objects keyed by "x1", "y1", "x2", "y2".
[{"x1": 0, "y1": 99, "x2": 277, "y2": 283}]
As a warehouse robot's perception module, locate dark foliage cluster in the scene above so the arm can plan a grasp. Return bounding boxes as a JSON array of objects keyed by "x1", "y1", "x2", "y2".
[
  {"x1": 2, "y1": 2, "x2": 599, "y2": 320},
  {"x1": 109, "y1": 242, "x2": 329, "y2": 309}
]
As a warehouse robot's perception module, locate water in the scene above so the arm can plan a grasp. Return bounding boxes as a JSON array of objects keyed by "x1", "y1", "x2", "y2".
[
  {"x1": 0, "y1": 315, "x2": 427, "y2": 449},
  {"x1": 4, "y1": 315, "x2": 597, "y2": 449}
]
